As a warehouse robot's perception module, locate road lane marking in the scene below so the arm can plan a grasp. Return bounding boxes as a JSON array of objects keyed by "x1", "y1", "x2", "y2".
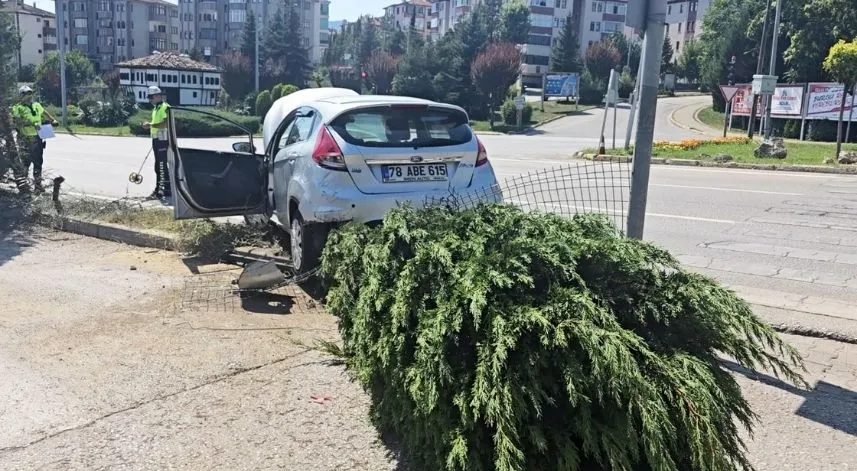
[
  {"x1": 506, "y1": 199, "x2": 736, "y2": 224},
  {"x1": 651, "y1": 183, "x2": 804, "y2": 196}
]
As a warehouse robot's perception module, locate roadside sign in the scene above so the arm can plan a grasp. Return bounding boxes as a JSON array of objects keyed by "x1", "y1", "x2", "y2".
[
  {"x1": 514, "y1": 96, "x2": 525, "y2": 110},
  {"x1": 719, "y1": 85, "x2": 740, "y2": 101}
]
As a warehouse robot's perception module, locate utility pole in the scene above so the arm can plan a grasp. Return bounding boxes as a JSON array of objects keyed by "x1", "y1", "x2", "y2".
[
  {"x1": 55, "y1": 0, "x2": 68, "y2": 127},
  {"x1": 748, "y1": 0, "x2": 773, "y2": 138},
  {"x1": 762, "y1": 0, "x2": 783, "y2": 140},
  {"x1": 626, "y1": 0, "x2": 667, "y2": 240},
  {"x1": 254, "y1": 13, "x2": 260, "y2": 93}
]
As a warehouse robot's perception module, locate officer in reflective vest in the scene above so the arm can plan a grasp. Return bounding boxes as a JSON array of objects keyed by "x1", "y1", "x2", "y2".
[
  {"x1": 142, "y1": 86, "x2": 172, "y2": 200},
  {"x1": 11, "y1": 85, "x2": 58, "y2": 193}
]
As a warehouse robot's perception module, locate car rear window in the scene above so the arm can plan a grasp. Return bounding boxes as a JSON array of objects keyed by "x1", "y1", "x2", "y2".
[{"x1": 329, "y1": 105, "x2": 472, "y2": 148}]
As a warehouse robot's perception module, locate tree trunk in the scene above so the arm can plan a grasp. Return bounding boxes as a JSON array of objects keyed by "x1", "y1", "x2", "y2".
[{"x1": 835, "y1": 84, "x2": 849, "y2": 160}]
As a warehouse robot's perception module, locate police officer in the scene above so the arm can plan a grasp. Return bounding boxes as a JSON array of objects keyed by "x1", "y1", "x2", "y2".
[
  {"x1": 11, "y1": 85, "x2": 58, "y2": 193},
  {"x1": 142, "y1": 86, "x2": 172, "y2": 200}
]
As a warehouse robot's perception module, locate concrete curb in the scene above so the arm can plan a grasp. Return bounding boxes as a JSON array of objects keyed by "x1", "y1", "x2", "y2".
[
  {"x1": 668, "y1": 104, "x2": 710, "y2": 136},
  {"x1": 575, "y1": 152, "x2": 857, "y2": 175},
  {"x1": 771, "y1": 324, "x2": 857, "y2": 345},
  {"x1": 46, "y1": 216, "x2": 181, "y2": 251}
]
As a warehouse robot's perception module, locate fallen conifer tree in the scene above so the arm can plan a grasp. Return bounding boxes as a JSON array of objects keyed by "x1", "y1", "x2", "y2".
[{"x1": 321, "y1": 204, "x2": 805, "y2": 471}]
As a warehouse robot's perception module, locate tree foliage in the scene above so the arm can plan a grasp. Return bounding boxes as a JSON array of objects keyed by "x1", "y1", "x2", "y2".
[
  {"x1": 585, "y1": 41, "x2": 621, "y2": 82},
  {"x1": 0, "y1": 12, "x2": 22, "y2": 182},
  {"x1": 662, "y1": 33, "x2": 675, "y2": 74},
  {"x1": 367, "y1": 50, "x2": 401, "y2": 94},
  {"x1": 677, "y1": 39, "x2": 703, "y2": 83},
  {"x1": 605, "y1": 31, "x2": 641, "y2": 76},
  {"x1": 471, "y1": 42, "x2": 522, "y2": 128},
  {"x1": 35, "y1": 49, "x2": 96, "y2": 105},
  {"x1": 261, "y1": 8, "x2": 311, "y2": 88},
  {"x1": 498, "y1": 0, "x2": 530, "y2": 45},
  {"x1": 241, "y1": 14, "x2": 257, "y2": 66},
  {"x1": 823, "y1": 38, "x2": 857, "y2": 158},
  {"x1": 218, "y1": 51, "x2": 253, "y2": 100},
  {"x1": 322, "y1": 204, "x2": 805, "y2": 471},
  {"x1": 551, "y1": 14, "x2": 582, "y2": 73}
]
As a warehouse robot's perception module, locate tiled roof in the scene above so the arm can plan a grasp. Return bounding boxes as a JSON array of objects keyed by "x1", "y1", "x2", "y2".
[
  {"x1": 0, "y1": 1, "x2": 55, "y2": 17},
  {"x1": 385, "y1": 0, "x2": 430, "y2": 9},
  {"x1": 115, "y1": 51, "x2": 220, "y2": 72}
]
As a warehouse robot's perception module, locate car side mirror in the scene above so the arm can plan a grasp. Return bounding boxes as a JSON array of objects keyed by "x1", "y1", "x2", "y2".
[{"x1": 232, "y1": 141, "x2": 253, "y2": 153}]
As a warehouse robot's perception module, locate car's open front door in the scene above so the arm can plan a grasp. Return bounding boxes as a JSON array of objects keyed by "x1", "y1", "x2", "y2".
[{"x1": 167, "y1": 107, "x2": 267, "y2": 220}]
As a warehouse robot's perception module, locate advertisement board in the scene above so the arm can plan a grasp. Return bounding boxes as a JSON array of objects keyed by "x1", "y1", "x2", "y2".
[
  {"x1": 730, "y1": 84, "x2": 804, "y2": 117},
  {"x1": 543, "y1": 73, "x2": 579, "y2": 98},
  {"x1": 805, "y1": 83, "x2": 857, "y2": 121}
]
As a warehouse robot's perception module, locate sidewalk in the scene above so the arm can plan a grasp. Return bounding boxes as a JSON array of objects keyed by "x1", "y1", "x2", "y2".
[{"x1": 741, "y1": 333, "x2": 857, "y2": 470}]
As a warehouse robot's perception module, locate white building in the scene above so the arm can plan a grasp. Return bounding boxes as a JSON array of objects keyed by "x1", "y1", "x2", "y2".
[
  {"x1": 385, "y1": 0, "x2": 431, "y2": 36},
  {"x1": 665, "y1": 0, "x2": 711, "y2": 58},
  {"x1": 0, "y1": 0, "x2": 57, "y2": 72},
  {"x1": 117, "y1": 51, "x2": 222, "y2": 106}
]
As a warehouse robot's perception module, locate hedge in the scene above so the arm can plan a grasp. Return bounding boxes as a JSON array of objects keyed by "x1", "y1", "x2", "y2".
[
  {"x1": 321, "y1": 204, "x2": 805, "y2": 471},
  {"x1": 129, "y1": 108, "x2": 260, "y2": 137}
]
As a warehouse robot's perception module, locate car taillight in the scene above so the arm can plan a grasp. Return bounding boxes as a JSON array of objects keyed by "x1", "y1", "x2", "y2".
[
  {"x1": 476, "y1": 137, "x2": 489, "y2": 167},
  {"x1": 312, "y1": 125, "x2": 346, "y2": 170}
]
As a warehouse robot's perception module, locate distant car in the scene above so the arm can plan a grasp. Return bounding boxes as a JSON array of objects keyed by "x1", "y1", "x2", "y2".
[{"x1": 167, "y1": 88, "x2": 501, "y2": 275}]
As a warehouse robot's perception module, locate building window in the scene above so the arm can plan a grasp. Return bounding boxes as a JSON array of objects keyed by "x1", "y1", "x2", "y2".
[
  {"x1": 524, "y1": 55, "x2": 550, "y2": 66},
  {"x1": 193, "y1": 75, "x2": 197, "y2": 84},
  {"x1": 676, "y1": 41, "x2": 680, "y2": 52},
  {"x1": 680, "y1": 4, "x2": 683, "y2": 13},
  {"x1": 529, "y1": 13, "x2": 553, "y2": 28},
  {"x1": 229, "y1": 9, "x2": 245, "y2": 23},
  {"x1": 193, "y1": 91, "x2": 198, "y2": 98},
  {"x1": 181, "y1": 75, "x2": 186, "y2": 84},
  {"x1": 73, "y1": 18, "x2": 87, "y2": 28},
  {"x1": 528, "y1": 34, "x2": 552, "y2": 46},
  {"x1": 677, "y1": 22, "x2": 681, "y2": 33},
  {"x1": 589, "y1": 21, "x2": 600, "y2": 32},
  {"x1": 75, "y1": 35, "x2": 88, "y2": 45}
]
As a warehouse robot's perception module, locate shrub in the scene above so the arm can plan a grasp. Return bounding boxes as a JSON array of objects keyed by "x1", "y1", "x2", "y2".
[
  {"x1": 578, "y1": 70, "x2": 604, "y2": 105},
  {"x1": 128, "y1": 108, "x2": 260, "y2": 137},
  {"x1": 77, "y1": 91, "x2": 137, "y2": 127},
  {"x1": 280, "y1": 83, "x2": 299, "y2": 97},
  {"x1": 322, "y1": 205, "x2": 804, "y2": 471},
  {"x1": 619, "y1": 72, "x2": 635, "y2": 99},
  {"x1": 255, "y1": 90, "x2": 272, "y2": 117},
  {"x1": 500, "y1": 98, "x2": 533, "y2": 125},
  {"x1": 271, "y1": 84, "x2": 285, "y2": 101}
]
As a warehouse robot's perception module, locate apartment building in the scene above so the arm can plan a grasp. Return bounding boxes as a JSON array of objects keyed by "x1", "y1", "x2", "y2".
[
  {"x1": 53, "y1": 0, "x2": 180, "y2": 72},
  {"x1": 0, "y1": 0, "x2": 57, "y2": 72},
  {"x1": 665, "y1": 0, "x2": 710, "y2": 57},
  {"x1": 179, "y1": 0, "x2": 330, "y2": 64},
  {"x1": 384, "y1": 0, "x2": 429, "y2": 36},
  {"x1": 575, "y1": 0, "x2": 627, "y2": 50}
]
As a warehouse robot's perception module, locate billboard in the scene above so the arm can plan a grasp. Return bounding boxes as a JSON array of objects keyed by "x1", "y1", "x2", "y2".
[
  {"x1": 805, "y1": 83, "x2": 857, "y2": 121},
  {"x1": 730, "y1": 84, "x2": 804, "y2": 117},
  {"x1": 543, "y1": 73, "x2": 579, "y2": 98}
]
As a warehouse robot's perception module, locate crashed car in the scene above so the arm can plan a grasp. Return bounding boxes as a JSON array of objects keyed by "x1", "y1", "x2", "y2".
[{"x1": 167, "y1": 87, "x2": 501, "y2": 275}]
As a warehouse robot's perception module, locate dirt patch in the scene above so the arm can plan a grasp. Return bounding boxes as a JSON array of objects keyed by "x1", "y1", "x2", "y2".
[{"x1": 0, "y1": 230, "x2": 399, "y2": 470}]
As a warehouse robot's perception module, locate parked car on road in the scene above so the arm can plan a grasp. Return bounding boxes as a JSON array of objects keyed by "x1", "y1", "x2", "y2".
[{"x1": 167, "y1": 88, "x2": 501, "y2": 275}]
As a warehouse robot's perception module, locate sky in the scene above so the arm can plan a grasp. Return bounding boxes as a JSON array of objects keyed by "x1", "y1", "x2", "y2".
[
  {"x1": 27, "y1": 0, "x2": 390, "y2": 20},
  {"x1": 329, "y1": 0, "x2": 388, "y2": 21}
]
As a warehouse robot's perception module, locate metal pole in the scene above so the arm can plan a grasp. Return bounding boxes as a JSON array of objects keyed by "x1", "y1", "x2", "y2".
[
  {"x1": 612, "y1": 98, "x2": 617, "y2": 149},
  {"x1": 847, "y1": 84, "x2": 855, "y2": 143},
  {"x1": 55, "y1": 0, "x2": 68, "y2": 127},
  {"x1": 627, "y1": 0, "x2": 667, "y2": 240},
  {"x1": 749, "y1": 0, "x2": 773, "y2": 139},
  {"x1": 626, "y1": 42, "x2": 648, "y2": 150},
  {"x1": 763, "y1": 0, "x2": 783, "y2": 140},
  {"x1": 254, "y1": 14, "x2": 260, "y2": 92}
]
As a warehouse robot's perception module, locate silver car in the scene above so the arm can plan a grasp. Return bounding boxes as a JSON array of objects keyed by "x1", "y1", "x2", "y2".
[{"x1": 167, "y1": 88, "x2": 500, "y2": 275}]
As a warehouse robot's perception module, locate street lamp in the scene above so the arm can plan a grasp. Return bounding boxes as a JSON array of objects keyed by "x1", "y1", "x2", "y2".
[{"x1": 763, "y1": 0, "x2": 784, "y2": 140}]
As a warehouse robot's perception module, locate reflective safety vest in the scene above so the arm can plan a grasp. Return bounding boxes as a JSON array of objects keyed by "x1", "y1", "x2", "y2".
[
  {"x1": 151, "y1": 102, "x2": 170, "y2": 140},
  {"x1": 11, "y1": 102, "x2": 44, "y2": 137}
]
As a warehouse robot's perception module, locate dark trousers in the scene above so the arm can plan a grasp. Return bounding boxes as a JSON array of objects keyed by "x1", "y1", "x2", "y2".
[
  {"x1": 13, "y1": 135, "x2": 44, "y2": 191},
  {"x1": 153, "y1": 138, "x2": 172, "y2": 196}
]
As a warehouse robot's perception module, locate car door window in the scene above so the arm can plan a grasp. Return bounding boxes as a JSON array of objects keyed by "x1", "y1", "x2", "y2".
[{"x1": 282, "y1": 111, "x2": 316, "y2": 147}]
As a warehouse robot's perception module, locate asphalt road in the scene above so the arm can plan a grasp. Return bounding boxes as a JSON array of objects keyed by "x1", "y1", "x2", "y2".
[{"x1": 34, "y1": 95, "x2": 857, "y2": 336}]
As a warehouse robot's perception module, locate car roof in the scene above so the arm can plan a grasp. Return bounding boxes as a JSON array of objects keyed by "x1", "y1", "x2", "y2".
[{"x1": 308, "y1": 95, "x2": 468, "y2": 121}]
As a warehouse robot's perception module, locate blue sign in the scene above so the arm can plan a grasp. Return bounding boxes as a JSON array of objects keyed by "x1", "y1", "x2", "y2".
[{"x1": 544, "y1": 73, "x2": 580, "y2": 98}]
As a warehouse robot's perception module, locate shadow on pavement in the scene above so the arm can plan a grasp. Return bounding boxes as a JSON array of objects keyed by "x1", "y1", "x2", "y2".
[
  {"x1": 0, "y1": 191, "x2": 34, "y2": 269},
  {"x1": 722, "y1": 359, "x2": 857, "y2": 437}
]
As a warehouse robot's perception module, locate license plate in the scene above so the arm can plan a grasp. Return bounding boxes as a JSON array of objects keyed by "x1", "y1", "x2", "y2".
[{"x1": 382, "y1": 164, "x2": 448, "y2": 183}]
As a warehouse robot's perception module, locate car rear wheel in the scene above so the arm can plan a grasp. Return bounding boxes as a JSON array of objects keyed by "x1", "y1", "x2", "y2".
[{"x1": 290, "y1": 210, "x2": 328, "y2": 278}]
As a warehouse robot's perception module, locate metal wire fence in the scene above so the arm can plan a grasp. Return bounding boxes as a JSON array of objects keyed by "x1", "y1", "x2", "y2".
[{"x1": 427, "y1": 161, "x2": 632, "y2": 234}]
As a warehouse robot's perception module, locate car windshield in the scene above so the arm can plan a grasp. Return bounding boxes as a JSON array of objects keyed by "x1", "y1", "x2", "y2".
[{"x1": 329, "y1": 105, "x2": 472, "y2": 148}]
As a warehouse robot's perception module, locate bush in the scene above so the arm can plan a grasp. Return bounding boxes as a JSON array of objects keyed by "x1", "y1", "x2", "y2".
[
  {"x1": 271, "y1": 84, "x2": 285, "y2": 101},
  {"x1": 255, "y1": 90, "x2": 272, "y2": 117},
  {"x1": 500, "y1": 99, "x2": 533, "y2": 125},
  {"x1": 78, "y1": 92, "x2": 137, "y2": 127},
  {"x1": 578, "y1": 70, "x2": 604, "y2": 105},
  {"x1": 128, "y1": 108, "x2": 260, "y2": 137},
  {"x1": 619, "y1": 72, "x2": 635, "y2": 99},
  {"x1": 322, "y1": 205, "x2": 804, "y2": 471},
  {"x1": 280, "y1": 83, "x2": 299, "y2": 97}
]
